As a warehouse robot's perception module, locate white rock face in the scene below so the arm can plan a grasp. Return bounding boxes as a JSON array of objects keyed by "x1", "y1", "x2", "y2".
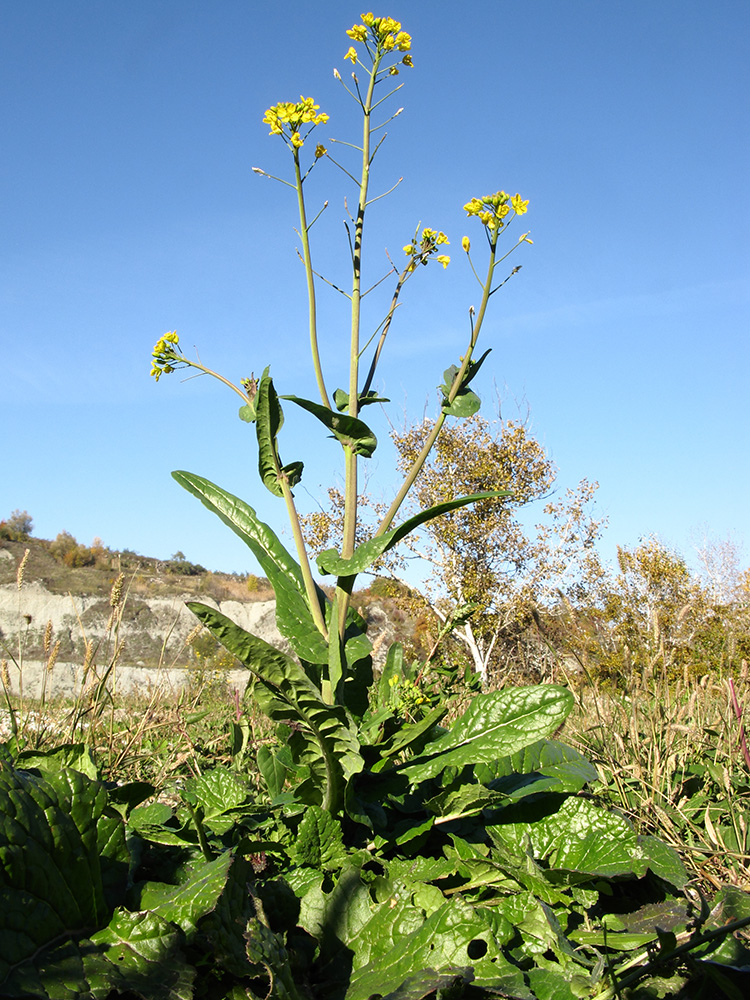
[{"x1": 0, "y1": 581, "x2": 286, "y2": 698}]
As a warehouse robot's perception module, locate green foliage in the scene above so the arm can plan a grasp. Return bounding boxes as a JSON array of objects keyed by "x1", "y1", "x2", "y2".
[
  {"x1": 0, "y1": 509, "x2": 33, "y2": 541},
  {"x1": 4, "y1": 737, "x2": 750, "y2": 998},
  {"x1": 9, "y1": 10, "x2": 747, "y2": 999},
  {"x1": 568, "y1": 536, "x2": 750, "y2": 686},
  {"x1": 49, "y1": 529, "x2": 96, "y2": 567}
]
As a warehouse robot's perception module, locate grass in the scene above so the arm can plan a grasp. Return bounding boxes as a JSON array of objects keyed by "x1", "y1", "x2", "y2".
[
  {"x1": 566, "y1": 664, "x2": 750, "y2": 893},
  {"x1": 3, "y1": 536, "x2": 749, "y2": 902}
]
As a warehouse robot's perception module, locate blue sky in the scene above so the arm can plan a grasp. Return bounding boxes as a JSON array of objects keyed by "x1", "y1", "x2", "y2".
[{"x1": 2, "y1": 1, "x2": 748, "y2": 579}]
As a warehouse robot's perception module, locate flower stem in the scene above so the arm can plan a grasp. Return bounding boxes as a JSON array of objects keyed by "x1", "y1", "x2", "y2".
[
  {"x1": 376, "y1": 240, "x2": 497, "y2": 535},
  {"x1": 294, "y1": 150, "x2": 330, "y2": 410},
  {"x1": 280, "y1": 480, "x2": 328, "y2": 641},
  {"x1": 338, "y1": 61, "x2": 380, "y2": 639}
]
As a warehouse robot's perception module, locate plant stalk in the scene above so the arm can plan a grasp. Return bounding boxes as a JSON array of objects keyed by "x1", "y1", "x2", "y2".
[
  {"x1": 338, "y1": 60, "x2": 380, "y2": 640},
  {"x1": 294, "y1": 150, "x2": 330, "y2": 409},
  {"x1": 376, "y1": 241, "x2": 498, "y2": 535}
]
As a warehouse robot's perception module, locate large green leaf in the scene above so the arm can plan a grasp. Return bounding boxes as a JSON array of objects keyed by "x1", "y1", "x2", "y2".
[
  {"x1": 0, "y1": 766, "x2": 114, "y2": 984},
  {"x1": 139, "y1": 851, "x2": 265, "y2": 979},
  {"x1": 282, "y1": 394, "x2": 377, "y2": 457},
  {"x1": 138, "y1": 851, "x2": 236, "y2": 938},
  {"x1": 187, "y1": 603, "x2": 363, "y2": 812},
  {"x1": 181, "y1": 770, "x2": 253, "y2": 835},
  {"x1": 256, "y1": 744, "x2": 292, "y2": 799},
  {"x1": 475, "y1": 738, "x2": 599, "y2": 801},
  {"x1": 399, "y1": 686, "x2": 574, "y2": 782},
  {"x1": 14, "y1": 743, "x2": 99, "y2": 780},
  {"x1": 1, "y1": 909, "x2": 194, "y2": 1000},
  {"x1": 172, "y1": 471, "x2": 328, "y2": 664},
  {"x1": 291, "y1": 805, "x2": 348, "y2": 871},
  {"x1": 316, "y1": 490, "x2": 511, "y2": 577},
  {"x1": 256, "y1": 372, "x2": 303, "y2": 495},
  {"x1": 346, "y1": 896, "x2": 527, "y2": 999},
  {"x1": 491, "y1": 795, "x2": 648, "y2": 879},
  {"x1": 0, "y1": 766, "x2": 137, "y2": 996}
]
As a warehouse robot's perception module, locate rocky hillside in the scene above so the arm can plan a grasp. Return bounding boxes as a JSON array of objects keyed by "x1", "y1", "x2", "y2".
[
  {"x1": 0, "y1": 538, "x2": 406, "y2": 699},
  {"x1": 0, "y1": 538, "x2": 284, "y2": 698}
]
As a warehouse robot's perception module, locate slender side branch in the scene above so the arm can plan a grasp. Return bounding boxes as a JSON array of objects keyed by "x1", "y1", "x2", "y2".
[
  {"x1": 376, "y1": 245, "x2": 497, "y2": 535},
  {"x1": 280, "y1": 479, "x2": 329, "y2": 641},
  {"x1": 360, "y1": 265, "x2": 411, "y2": 398},
  {"x1": 294, "y1": 150, "x2": 331, "y2": 409}
]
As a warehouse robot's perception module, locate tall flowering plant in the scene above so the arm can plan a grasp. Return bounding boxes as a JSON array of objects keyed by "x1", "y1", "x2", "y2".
[{"x1": 151, "y1": 13, "x2": 539, "y2": 814}]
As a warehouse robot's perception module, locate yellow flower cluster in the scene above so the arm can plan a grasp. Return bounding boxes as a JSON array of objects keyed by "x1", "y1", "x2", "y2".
[
  {"x1": 344, "y1": 13, "x2": 413, "y2": 68},
  {"x1": 464, "y1": 191, "x2": 529, "y2": 231},
  {"x1": 388, "y1": 672, "x2": 428, "y2": 709},
  {"x1": 262, "y1": 97, "x2": 329, "y2": 150},
  {"x1": 150, "y1": 331, "x2": 182, "y2": 381},
  {"x1": 402, "y1": 227, "x2": 450, "y2": 269}
]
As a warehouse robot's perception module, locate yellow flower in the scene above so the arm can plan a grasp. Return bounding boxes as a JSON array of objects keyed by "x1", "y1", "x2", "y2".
[
  {"x1": 462, "y1": 236, "x2": 471, "y2": 252},
  {"x1": 151, "y1": 331, "x2": 182, "y2": 381},
  {"x1": 401, "y1": 54, "x2": 413, "y2": 67},
  {"x1": 344, "y1": 46, "x2": 358, "y2": 63},
  {"x1": 262, "y1": 97, "x2": 329, "y2": 148},
  {"x1": 511, "y1": 193, "x2": 529, "y2": 215},
  {"x1": 361, "y1": 12, "x2": 375, "y2": 26},
  {"x1": 315, "y1": 144, "x2": 327, "y2": 159},
  {"x1": 436, "y1": 255, "x2": 450, "y2": 268},
  {"x1": 403, "y1": 244, "x2": 414, "y2": 255},
  {"x1": 346, "y1": 23, "x2": 368, "y2": 41}
]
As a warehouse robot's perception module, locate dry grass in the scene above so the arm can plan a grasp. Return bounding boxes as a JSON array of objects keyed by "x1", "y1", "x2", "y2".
[{"x1": 566, "y1": 664, "x2": 750, "y2": 891}]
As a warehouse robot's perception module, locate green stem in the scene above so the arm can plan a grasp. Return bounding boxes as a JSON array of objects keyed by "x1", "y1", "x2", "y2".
[
  {"x1": 185, "y1": 801, "x2": 214, "y2": 861},
  {"x1": 360, "y1": 265, "x2": 411, "y2": 398},
  {"x1": 338, "y1": 59, "x2": 380, "y2": 640},
  {"x1": 294, "y1": 150, "x2": 330, "y2": 409},
  {"x1": 376, "y1": 237, "x2": 498, "y2": 535},
  {"x1": 280, "y1": 479, "x2": 329, "y2": 641},
  {"x1": 595, "y1": 913, "x2": 750, "y2": 998},
  {"x1": 177, "y1": 359, "x2": 251, "y2": 405}
]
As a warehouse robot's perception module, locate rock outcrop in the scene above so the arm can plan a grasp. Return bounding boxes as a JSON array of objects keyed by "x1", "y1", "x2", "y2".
[{"x1": 0, "y1": 579, "x2": 287, "y2": 698}]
